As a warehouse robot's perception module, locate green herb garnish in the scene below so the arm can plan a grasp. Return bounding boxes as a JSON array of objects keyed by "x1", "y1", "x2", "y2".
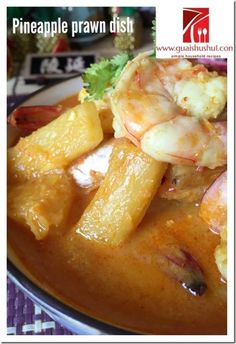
[{"x1": 83, "y1": 52, "x2": 133, "y2": 100}]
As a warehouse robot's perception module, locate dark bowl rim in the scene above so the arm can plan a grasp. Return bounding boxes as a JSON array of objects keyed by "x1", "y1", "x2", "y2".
[
  {"x1": 7, "y1": 260, "x2": 133, "y2": 335},
  {"x1": 7, "y1": 76, "x2": 135, "y2": 335},
  {"x1": 7, "y1": 74, "x2": 82, "y2": 115}
]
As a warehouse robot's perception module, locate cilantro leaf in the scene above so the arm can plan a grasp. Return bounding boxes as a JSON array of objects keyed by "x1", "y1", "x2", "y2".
[
  {"x1": 83, "y1": 52, "x2": 133, "y2": 100},
  {"x1": 111, "y1": 52, "x2": 133, "y2": 85},
  {"x1": 83, "y1": 59, "x2": 113, "y2": 100}
]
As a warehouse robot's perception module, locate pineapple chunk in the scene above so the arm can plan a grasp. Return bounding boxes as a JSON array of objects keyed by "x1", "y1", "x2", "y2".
[
  {"x1": 79, "y1": 89, "x2": 114, "y2": 134},
  {"x1": 8, "y1": 102, "x2": 103, "y2": 182},
  {"x1": 94, "y1": 96, "x2": 114, "y2": 134},
  {"x1": 76, "y1": 139, "x2": 167, "y2": 245},
  {"x1": 8, "y1": 173, "x2": 74, "y2": 240},
  {"x1": 99, "y1": 107, "x2": 114, "y2": 134}
]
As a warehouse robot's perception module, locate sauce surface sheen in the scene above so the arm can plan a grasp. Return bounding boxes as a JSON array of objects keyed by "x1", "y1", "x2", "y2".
[{"x1": 8, "y1": 95, "x2": 227, "y2": 335}]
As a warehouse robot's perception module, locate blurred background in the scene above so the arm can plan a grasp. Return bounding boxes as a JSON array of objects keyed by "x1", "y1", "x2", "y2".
[{"x1": 7, "y1": 7, "x2": 155, "y2": 97}]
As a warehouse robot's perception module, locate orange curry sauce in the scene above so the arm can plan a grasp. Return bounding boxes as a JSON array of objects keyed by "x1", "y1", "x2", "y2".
[{"x1": 8, "y1": 95, "x2": 226, "y2": 335}]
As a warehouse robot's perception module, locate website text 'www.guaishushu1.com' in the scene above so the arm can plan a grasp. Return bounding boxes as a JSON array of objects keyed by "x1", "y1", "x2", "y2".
[{"x1": 156, "y1": 43, "x2": 233, "y2": 58}]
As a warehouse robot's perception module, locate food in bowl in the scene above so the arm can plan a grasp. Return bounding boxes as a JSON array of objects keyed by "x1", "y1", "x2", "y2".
[{"x1": 7, "y1": 52, "x2": 227, "y2": 334}]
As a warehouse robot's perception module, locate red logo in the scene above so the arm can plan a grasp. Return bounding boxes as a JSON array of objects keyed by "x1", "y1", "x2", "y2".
[{"x1": 183, "y1": 8, "x2": 209, "y2": 43}]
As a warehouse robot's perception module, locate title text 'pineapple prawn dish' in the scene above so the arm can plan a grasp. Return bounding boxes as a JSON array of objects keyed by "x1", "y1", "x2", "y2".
[{"x1": 8, "y1": 51, "x2": 227, "y2": 334}]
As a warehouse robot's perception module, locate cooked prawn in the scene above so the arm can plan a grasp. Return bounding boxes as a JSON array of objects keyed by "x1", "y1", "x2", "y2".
[
  {"x1": 214, "y1": 225, "x2": 227, "y2": 281},
  {"x1": 8, "y1": 105, "x2": 64, "y2": 134},
  {"x1": 199, "y1": 171, "x2": 227, "y2": 280},
  {"x1": 154, "y1": 58, "x2": 227, "y2": 120},
  {"x1": 111, "y1": 52, "x2": 182, "y2": 144},
  {"x1": 158, "y1": 164, "x2": 225, "y2": 202},
  {"x1": 141, "y1": 116, "x2": 226, "y2": 169},
  {"x1": 111, "y1": 52, "x2": 227, "y2": 169}
]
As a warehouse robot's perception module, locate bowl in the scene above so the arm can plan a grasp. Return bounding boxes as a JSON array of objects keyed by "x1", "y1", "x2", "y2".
[{"x1": 7, "y1": 76, "x2": 133, "y2": 335}]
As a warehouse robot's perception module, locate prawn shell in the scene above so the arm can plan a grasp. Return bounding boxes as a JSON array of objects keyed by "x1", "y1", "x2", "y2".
[{"x1": 199, "y1": 171, "x2": 227, "y2": 233}]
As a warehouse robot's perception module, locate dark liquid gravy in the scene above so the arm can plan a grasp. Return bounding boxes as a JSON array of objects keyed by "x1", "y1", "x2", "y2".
[{"x1": 8, "y1": 195, "x2": 226, "y2": 335}]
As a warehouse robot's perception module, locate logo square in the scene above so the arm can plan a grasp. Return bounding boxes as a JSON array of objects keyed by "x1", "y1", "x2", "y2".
[{"x1": 183, "y1": 8, "x2": 209, "y2": 43}]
